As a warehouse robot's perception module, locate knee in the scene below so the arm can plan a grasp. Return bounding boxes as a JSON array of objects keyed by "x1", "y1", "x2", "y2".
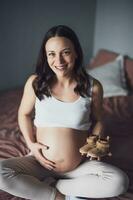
[
  {"x1": 0, "y1": 159, "x2": 14, "y2": 187},
  {"x1": 0, "y1": 160, "x2": 6, "y2": 186},
  {"x1": 113, "y1": 171, "x2": 129, "y2": 196},
  {"x1": 0, "y1": 159, "x2": 7, "y2": 174},
  {"x1": 0, "y1": 160, "x2": 8, "y2": 179}
]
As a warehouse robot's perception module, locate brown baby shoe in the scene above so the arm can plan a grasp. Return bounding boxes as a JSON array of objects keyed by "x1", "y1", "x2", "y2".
[
  {"x1": 79, "y1": 135, "x2": 98, "y2": 156},
  {"x1": 86, "y1": 136, "x2": 112, "y2": 158}
]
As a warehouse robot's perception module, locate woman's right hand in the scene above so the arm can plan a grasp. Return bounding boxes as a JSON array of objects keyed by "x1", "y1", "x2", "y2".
[{"x1": 29, "y1": 142, "x2": 56, "y2": 170}]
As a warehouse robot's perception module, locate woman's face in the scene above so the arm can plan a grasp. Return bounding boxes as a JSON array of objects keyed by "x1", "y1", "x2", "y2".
[{"x1": 45, "y1": 36, "x2": 77, "y2": 77}]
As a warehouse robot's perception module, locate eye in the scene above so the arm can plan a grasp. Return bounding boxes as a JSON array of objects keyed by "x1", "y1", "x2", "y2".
[
  {"x1": 48, "y1": 52, "x2": 55, "y2": 57},
  {"x1": 63, "y1": 51, "x2": 71, "y2": 56}
]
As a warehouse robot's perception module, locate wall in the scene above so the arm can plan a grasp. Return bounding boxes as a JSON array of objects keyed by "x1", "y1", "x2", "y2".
[
  {"x1": 0, "y1": 0, "x2": 96, "y2": 91},
  {"x1": 93, "y1": 0, "x2": 133, "y2": 57}
]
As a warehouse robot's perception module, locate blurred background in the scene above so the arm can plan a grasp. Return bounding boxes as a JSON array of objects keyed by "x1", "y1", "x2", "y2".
[{"x1": 0, "y1": 0, "x2": 133, "y2": 91}]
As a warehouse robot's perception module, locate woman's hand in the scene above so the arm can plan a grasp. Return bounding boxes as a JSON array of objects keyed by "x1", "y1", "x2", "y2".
[{"x1": 29, "y1": 142, "x2": 56, "y2": 170}]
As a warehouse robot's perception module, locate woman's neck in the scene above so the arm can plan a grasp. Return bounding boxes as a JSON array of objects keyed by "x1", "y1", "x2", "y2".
[{"x1": 55, "y1": 75, "x2": 75, "y2": 88}]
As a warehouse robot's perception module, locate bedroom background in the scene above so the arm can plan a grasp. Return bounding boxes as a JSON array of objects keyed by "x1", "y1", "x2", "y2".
[
  {"x1": 0, "y1": 0, "x2": 133, "y2": 91},
  {"x1": 0, "y1": 0, "x2": 133, "y2": 200}
]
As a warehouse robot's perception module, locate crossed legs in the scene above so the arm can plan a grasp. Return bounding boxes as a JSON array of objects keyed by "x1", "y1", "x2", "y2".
[{"x1": 0, "y1": 156, "x2": 129, "y2": 200}]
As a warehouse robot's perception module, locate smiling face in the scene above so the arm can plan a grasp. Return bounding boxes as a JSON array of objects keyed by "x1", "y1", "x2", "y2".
[{"x1": 45, "y1": 36, "x2": 77, "y2": 78}]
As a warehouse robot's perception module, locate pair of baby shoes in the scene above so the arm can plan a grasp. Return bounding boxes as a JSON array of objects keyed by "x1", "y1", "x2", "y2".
[{"x1": 79, "y1": 135, "x2": 112, "y2": 159}]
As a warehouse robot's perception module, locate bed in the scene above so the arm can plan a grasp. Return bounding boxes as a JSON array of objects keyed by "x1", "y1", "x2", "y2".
[{"x1": 0, "y1": 49, "x2": 133, "y2": 199}]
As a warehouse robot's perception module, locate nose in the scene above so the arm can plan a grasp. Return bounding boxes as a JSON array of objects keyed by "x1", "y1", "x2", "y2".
[{"x1": 54, "y1": 54, "x2": 65, "y2": 66}]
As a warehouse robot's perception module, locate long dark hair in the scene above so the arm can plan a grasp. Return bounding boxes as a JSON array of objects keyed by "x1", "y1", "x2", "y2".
[{"x1": 32, "y1": 25, "x2": 91, "y2": 100}]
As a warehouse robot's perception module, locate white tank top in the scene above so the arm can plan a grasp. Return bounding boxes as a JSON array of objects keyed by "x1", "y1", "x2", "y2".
[{"x1": 34, "y1": 76, "x2": 93, "y2": 131}]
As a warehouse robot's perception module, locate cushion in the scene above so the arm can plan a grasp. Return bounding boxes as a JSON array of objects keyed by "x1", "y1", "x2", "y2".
[
  {"x1": 104, "y1": 135, "x2": 133, "y2": 171},
  {"x1": 102, "y1": 95, "x2": 133, "y2": 171},
  {"x1": 87, "y1": 55, "x2": 128, "y2": 97},
  {"x1": 125, "y1": 57, "x2": 133, "y2": 91},
  {"x1": 89, "y1": 49, "x2": 118, "y2": 68},
  {"x1": 103, "y1": 96, "x2": 133, "y2": 132},
  {"x1": 88, "y1": 49, "x2": 133, "y2": 93}
]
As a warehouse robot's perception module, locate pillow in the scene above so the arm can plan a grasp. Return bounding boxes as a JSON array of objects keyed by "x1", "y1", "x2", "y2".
[
  {"x1": 89, "y1": 49, "x2": 118, "y2": 68},
  {"x1": 87, "y1": 55, "x2": 128, "y2": 97},
  {"x1": 125, "y1": 57, "x2": 133, "y2": 92}
]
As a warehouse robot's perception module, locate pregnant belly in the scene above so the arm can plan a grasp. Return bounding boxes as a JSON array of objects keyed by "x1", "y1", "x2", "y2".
[{"x1": 36, "y1": 127, "x2": 88, "y2": 172}]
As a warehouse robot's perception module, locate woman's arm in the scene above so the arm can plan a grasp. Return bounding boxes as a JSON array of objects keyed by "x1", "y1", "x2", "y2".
[
  {"x1": 18, "y1": 75, "x2": 56, "y2": 170},
  {"x1": 91, "y1": 78, "x2": 104, "y2": 138},
  {"x1": 79, "y1": 80, "x2": 110, "y2": 159},
  {"x1": 18, "y1": 75, "x2": 37, "y2": 147}
]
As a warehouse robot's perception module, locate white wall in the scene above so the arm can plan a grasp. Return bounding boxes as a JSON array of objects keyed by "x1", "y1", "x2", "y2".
[
  {"x1": 0, "y1": 0, "x2": 96, "y2": 91},
  {"x1": 93, "y1": 0, "x2": 133, "y2": 57}
]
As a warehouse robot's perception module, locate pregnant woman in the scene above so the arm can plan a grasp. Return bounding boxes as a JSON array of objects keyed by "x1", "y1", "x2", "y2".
[{"x1": 0, "y1": 25, "x2": 129, "y2": 200}]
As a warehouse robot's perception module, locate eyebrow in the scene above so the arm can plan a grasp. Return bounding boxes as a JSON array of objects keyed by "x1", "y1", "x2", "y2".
[{"x1": 47, "y1": 48, "x2": 71, "y2": 53}]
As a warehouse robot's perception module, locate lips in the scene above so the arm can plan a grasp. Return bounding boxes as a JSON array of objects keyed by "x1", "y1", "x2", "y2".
[{"x1": 55, "y1": 65, "x2": 66, "y2": 70}]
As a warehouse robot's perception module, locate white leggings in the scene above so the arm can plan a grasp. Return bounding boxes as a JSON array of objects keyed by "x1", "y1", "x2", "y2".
[{"x1": 0, "y1": 155, "x2": 129, "y2": 200}]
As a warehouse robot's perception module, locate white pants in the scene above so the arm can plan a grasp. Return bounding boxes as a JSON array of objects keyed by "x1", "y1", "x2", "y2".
[{"x1": 0, "y1": 155, "x2": 129, "y2": 200}]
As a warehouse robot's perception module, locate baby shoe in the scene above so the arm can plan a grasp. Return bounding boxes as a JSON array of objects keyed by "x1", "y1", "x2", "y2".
[
  {"x1": 79, "y1": 135, "x2": 98, "y2": 156},
  {"x1": 86, "y1": 136, "x2": 112, "y2": 158}
]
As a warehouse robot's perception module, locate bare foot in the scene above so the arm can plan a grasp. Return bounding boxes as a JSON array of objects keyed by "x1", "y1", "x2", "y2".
[{"x1": 55, "y1": 190, "x2": 65, "y2": 200}]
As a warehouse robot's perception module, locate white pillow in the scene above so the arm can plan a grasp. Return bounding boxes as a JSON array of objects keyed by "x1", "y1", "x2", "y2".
[{"x1": 87, "y1": 55, "x2": 128, "y2": 97}]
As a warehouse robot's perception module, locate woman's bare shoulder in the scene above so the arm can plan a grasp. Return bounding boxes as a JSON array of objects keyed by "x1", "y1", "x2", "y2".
[
  {"x1": 23, "y1": 74, "x2": 38, "y2": 97},
  {"x1": 24, "y1": 74, "x2": 37, "y2": 88},
  {"x1": 19, "y1": 74, "x2": 38, "y2": 114},
  {"x1": 26, "y1": 74, "x2": 37, "y2": 84},
  {"x1": 92, "y1": 78, "x2": 103, "y2": 96}
]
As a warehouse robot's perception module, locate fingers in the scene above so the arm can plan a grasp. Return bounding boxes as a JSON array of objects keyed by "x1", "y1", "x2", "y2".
[
  {"x1": 36, "y1": 153, "x2": 56, "y2": 170},
  {"x1": 89, "y1": 156, "x2": 101, "y2": 161},
  {"x1": 31, "y1": 142, "x2": 56, "y2": 170},
  {"x1": 37, "y1": 147, "x2": 56, "y2": 170},
  {"x1": 98, "y1": 157, "x2": 101, "y2": 161},
  {"x1": 41, "y1": 155, "x2": 56, "y2": 167},
  {"x1": 37, "y1": 142, "x2": 49, "y2": 150}
]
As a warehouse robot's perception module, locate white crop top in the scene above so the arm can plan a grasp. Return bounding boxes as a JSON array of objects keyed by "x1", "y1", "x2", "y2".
[{"x1": 34, "y1": 76, "x2": 93, "y2": 131}]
